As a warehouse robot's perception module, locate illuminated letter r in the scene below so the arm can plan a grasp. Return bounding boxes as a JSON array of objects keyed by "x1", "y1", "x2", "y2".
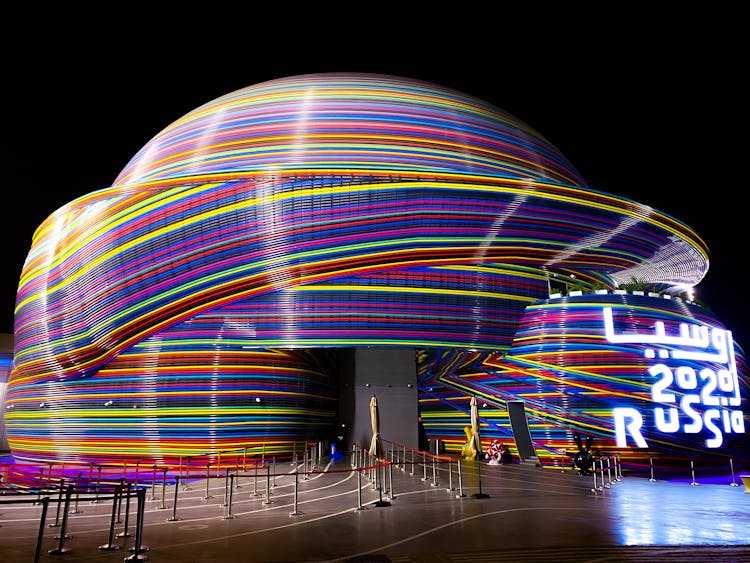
[{"x1": 613, "y1": 407, "x2": 648, "y2": 448}]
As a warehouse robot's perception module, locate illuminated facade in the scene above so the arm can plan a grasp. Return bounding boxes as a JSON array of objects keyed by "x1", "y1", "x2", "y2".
[{"x1": 4, "y1": 73, "x2": 748, "y2": 468}]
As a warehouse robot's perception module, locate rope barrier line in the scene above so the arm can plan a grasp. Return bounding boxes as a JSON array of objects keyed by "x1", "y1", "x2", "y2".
[
  {"x1": 1, "y1": 449, "x2": 739, "y2": 500},
  {"x1": 1, "y1": 445, "x2": 746, "y2": 560}
]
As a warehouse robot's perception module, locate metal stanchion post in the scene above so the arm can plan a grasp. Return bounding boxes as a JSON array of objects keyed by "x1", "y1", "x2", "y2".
[
  {"x1": 92, "y1": 466, "x2": 102, "y2": 504},
  {"x1": 131, "y1": 488, "x2": 146, "y2": 556},
  {"x1": 49, "y1": 485, "x2": 73, "y2": 553},
  {"x1": 303, "y1": 448, "x2": 309, "y2": 480},
  {"x1": 204, "y1": 465, "x2": 213, "y2": 499},
  {"x1": 70, "y1": 472, "x2": 82, "y2": 514},
  {"x1": 421, "y1": 452, "x2": 427, "y2": 481},
  {"x1": 50, "y1": 484, "x2": 73, "y2": 553},
  {"x1": 446, "y1": 458, "x2": 454, "y2": 492},
  {"x1": 599, "y1": 459, "x2": 608, "y2": 489},
  {"x1": 290, "y1": 470, "x2": 302, "y2": 516},
  {"x1": 183, "y1": 457, "x2": 191, "y2": 490},
  {"x1": 456, "y1": 460, "x2": 465, "y2": 498},
  {"x1": 431, "y1": 455, "x2": 438, "y2": 487},
  {"x1": 591, "y1": 463, "x2": 599, "y2": 492},
  {"x1": 355, "y1": 465, "x2": 364, "y2": 511},
  {"x1": 222, "y1": 468, "x2": 230, "y2": 507},
  {"x1": 372, "y1": 461, "x2": 391, "y2": 507},
  {"x1": 690, "y1": 460, "x2": 699, "y2": 486},
  {"x1": 35, "y1": 467, "x2": 44, "y2": 505},
  {"x1": 649, "y1": 456, "x2": 656, "y2": 482},
  {"x1": 388, "y1": 461, "x2": 394, "y2": 500},
  {"x1": 116, "y1": 483, "x2": 132, "y2": 538},
  {"x1": 606, "y1": 456, "x2": 613, "y2": 486},
  {"x1": 99, "y1": 485, "x2": 122, "y2": 551},
  {"x1": 272, "y1": 456, "x2": 277, "y2": 487},
  {"x1": 167, "y1": 476, "x2": 181, "y2": 521},
  {"x1": 472, "y1": 458, "x2": 490, "y2": 498},
  {"x1": 35, "y1": 496, "x2": 50, "y2": 563},
  {"x1": 116, "y1": 477, "x2": 125, "y2": 523},
  {"x1": 125, "y1": 488, "x2": 149, "y2": 561},
  {"x1": 224, "y1": 475, "x2": 236, "y2": 519},
  {"x1": 149, "y1": 465, "x2": 157, "y2": 501},
  {"x1": 158, "y1": 468, "x2": 168, "y2": 510},
  {"x1": 264, "y1": 464, "x2": 272, "y2": 505},
  {"x1": 50, "y1": 478, "x2": 65, "y2": 528},
  {"x1": 253, "y1": 463, "x2": 259, "y2": 497}
]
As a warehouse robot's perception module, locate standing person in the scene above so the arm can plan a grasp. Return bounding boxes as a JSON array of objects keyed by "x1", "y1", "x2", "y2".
[{"x1": 499, "y1": 444, "x2": 513, "y2": 464}]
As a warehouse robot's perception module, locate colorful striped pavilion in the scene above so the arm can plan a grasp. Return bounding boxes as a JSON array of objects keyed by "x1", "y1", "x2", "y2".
[{"x1": 4, "y1": 74, "x2": 748, "y2": 472}]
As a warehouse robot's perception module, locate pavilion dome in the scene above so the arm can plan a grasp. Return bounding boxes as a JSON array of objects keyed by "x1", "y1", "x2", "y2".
[{"x1": 113, "y1": 73, "x2": 587, "y2": 188}]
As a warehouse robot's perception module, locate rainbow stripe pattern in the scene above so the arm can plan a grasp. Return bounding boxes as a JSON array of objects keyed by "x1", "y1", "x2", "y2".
[{"x1": 5, "y1": 73, "x2": 744, "y2": 466}]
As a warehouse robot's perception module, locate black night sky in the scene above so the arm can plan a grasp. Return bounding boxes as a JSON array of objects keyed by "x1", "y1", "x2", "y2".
[{"x1": 2, "y1": 10, "x2": 747, "y2": 349}]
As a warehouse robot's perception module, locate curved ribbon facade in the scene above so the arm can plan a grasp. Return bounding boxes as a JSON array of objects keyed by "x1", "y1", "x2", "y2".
[{"x1": 4, "y1": 73, "x2": 745, "y2": 467}]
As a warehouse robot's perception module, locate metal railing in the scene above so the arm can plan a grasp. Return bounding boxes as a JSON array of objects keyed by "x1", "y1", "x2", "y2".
[{"x1": 1, "y1": 439, "x2": 746, "y2": 560}]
